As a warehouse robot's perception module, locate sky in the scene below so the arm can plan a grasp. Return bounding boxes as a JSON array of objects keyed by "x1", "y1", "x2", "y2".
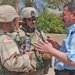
[
  {"x1": 19, "y1": 0, "x2": 47, "y2": 10},
  {"x1": 19, "y1": 0, "x2": 25, "y2": 9}
]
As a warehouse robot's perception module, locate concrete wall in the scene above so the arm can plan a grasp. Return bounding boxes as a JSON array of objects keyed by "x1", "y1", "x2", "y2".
[
  {"x1": 45, "y1": 34, "x2": 66, "y2": 75},
  {"x1": 45, "y1": 34, "x2": 66, "y2": 45}
]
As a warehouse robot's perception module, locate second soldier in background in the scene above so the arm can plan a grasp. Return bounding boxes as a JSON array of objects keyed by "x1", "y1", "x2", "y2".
[{"x1": 13, "y1": 7, "x2": 51, "y2": 75}]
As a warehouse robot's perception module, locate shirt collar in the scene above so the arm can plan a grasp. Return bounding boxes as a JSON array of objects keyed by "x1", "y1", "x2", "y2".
[{"x1": 67, "y1": 24, "x2": 75, "y2": 35}]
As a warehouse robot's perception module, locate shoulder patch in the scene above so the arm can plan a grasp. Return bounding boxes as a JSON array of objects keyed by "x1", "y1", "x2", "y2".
[{"x1": 3, "y1": 38, "x2": 13, "y2": 44}]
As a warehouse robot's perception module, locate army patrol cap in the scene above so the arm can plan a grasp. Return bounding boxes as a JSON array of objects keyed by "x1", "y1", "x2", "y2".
[
  {"x1": 0, "y1": 5, "x2": 18, "y2": 22},
  {"x1": 21, "y1": 7, "x2": 38, "y2": 18}
]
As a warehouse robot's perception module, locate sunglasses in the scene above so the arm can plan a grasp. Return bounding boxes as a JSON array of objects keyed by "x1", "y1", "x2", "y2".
[{"x1": 27, "y1": 18, "x2": 37, "y2": 21}]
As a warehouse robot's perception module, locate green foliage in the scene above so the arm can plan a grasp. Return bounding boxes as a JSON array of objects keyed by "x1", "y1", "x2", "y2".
[
  {"x1": 37, "y1": 12, "x2": 66, "y2": 34},
  {"x1": 44, "y1": 0, "x2": 72, "y2": 11},
  {"x1": 0, "y1": 0, "x2": 15, "y2": 7}
]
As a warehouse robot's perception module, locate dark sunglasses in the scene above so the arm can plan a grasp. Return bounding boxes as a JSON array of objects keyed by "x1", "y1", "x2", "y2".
[{"x1": 27, "y1": 18, "x2": 37, "y2": 21}]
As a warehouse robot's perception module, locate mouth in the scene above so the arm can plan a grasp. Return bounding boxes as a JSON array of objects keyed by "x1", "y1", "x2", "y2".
[{"x1": 62, "y1": 20, "x2": 65, "y2": 23}]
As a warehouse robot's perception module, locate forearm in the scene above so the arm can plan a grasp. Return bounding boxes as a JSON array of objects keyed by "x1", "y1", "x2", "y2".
[
  {"x1": 3, "y1": 54, "x2": 31, "y2": 72},
  {"x1": 50, "y1": 48, "x2": 75, "y2": 66}
]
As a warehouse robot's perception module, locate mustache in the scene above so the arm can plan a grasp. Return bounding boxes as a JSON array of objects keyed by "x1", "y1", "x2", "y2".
[{"x1": 62, "y1": 19, "x2": 65, "y2": 22}]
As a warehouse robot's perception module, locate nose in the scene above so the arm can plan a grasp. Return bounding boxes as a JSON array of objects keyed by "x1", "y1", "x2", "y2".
[{"x1": 32, "y1": 20, "x2": 36, "y2": 24}]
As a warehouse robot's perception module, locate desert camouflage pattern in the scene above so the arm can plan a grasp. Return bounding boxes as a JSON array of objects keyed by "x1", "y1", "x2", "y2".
[
  {"x1": 12, "y1": 27, "x2": 51, "y2": 75},
  {"x1": 0, "y1": 31, "x2": 34, "y2": 75}
]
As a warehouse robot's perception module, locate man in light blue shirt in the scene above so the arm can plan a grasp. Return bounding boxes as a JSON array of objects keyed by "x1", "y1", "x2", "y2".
[
  {"x1": 55, "y1": 24, "x2": 75, "y2": 70},
  {"x1": 35, "y1": 2, "x2": 75, "y2": 75}
]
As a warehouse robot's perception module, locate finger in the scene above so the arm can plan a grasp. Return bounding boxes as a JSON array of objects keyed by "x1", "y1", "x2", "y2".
[
  {"x1": 44, "y1": 40, "x2": 49, "y2": 44},
  {"x1": 35, "y1": 43, "x2": 42, "y2": 49},
  {"x1": 38, "y1": 40, "x2": 44, "y2": 45},
  {"x1": 47, "y1": 38, "x2": 52, "y2": 43},
  {"x1": 35, "y1": 48, "x2": 43, "y2": 53},
  {"x1": 35, "y1": 40, "x2": 45, "y2": 48}
]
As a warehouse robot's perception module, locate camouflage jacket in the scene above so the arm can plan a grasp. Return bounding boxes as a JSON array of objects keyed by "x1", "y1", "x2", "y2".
[
  {"x1": 13, "y1": 25, "x2": 47, "y2": 68},
  {"x1": 0, "y1": 31, "x2": 34, "y2": 75},
  {"x1": 13, "y1": 25, "x2": 51, "y2": 74}
]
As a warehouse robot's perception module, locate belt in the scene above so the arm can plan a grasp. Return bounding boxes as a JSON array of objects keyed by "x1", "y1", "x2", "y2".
[{"x1": 54, "y1": 69, "x2": 75, "y2": 75}]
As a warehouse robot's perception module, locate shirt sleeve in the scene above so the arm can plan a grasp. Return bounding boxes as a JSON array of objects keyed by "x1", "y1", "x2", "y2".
[
  {"x1": 66, "y1": 33, "x2": 75, "y2": 62},
  {"x1": 0, "y1": 35, "x2": 31, "y2": 72}
]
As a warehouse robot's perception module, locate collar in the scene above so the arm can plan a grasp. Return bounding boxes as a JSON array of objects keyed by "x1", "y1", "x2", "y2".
[
  {"x1": 22, "y1": 24, "x2": 35, "y2": 33},
  {"x1": 67, "y1": 24, "x2": 75, "y2": 35}
]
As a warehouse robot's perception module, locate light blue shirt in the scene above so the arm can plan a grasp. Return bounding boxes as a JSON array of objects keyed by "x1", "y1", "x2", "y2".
[{"x1": 54, "y1": 24, "x2": 75, "y2": 70}]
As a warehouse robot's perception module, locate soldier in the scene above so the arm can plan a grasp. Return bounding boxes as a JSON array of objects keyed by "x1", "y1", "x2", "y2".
[
  {"x1": 0, "y1": 5, "x2": 35, "y2": 75},
  {"x1": 14, "y1": 7, "x2": 51, "y2": 75}
]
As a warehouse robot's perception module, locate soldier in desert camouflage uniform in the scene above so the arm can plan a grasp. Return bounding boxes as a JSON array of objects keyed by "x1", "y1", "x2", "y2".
[
  {"x1": 13, "y1": 7, "x2": 51, "y2": 75},
  {"x1": 0, "y1": 5, "x2": 36, "y2": 75}
]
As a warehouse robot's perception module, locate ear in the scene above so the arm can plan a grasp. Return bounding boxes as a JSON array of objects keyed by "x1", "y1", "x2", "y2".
[{"x1": 22, "y1": 18, "x2": 24, "y2": 22}]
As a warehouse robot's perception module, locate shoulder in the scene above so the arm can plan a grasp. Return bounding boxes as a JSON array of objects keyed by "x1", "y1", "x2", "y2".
[{"x1": 0, "y1": 32, "x2": 7, "y2": 40}]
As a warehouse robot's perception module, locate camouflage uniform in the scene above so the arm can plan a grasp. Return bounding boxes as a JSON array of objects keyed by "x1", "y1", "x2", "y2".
[
  {"x1": 0, "y1": 5, "x2": 35, "y2": 75},
  {"x1": 12, "y1": 26, "x2": 44, "y2": 75},
  {"x1": 13, "y1": 7, "x2": 51, "y2": 75}
]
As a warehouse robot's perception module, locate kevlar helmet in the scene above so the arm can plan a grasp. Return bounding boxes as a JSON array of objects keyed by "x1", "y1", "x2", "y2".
[
  {"x1": 0, "y1": 5, "x2": 18, "y2": 22},
  {"x1": 21, "y1": 7, "x2": 38, "y2": 19}
]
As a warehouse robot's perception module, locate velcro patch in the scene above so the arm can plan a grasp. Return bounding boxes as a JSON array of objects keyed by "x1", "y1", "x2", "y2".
[{"x1": 3, "y1": 38, "x2": 13, "y2": 44}]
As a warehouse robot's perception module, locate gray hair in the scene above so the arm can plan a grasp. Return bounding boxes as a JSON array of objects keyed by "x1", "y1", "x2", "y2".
[{"x1": 64, "y1": 2, "x2": 75, "y2": 12}]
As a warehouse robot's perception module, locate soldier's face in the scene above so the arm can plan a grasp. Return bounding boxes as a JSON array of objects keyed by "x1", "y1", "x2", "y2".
[
  {"x1": 3, "y1": 22, "x2": 12, "y2": 32},
  {"x1": 26, "y1": 18, "x2": 37, "y2": 28},
  {"x1": 3, "y1": 20, "x2": 16, "y2": 33}
]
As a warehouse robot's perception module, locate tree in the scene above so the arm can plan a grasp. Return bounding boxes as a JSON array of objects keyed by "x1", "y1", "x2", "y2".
[
  {"x1": 19, "y1": 0, "x2": 46, "y2": 13},
  {"x1": 0, "y1": 0, "x2": 16, "y2": 7},
  {"x1": 43, "y1": 0, "x2": 72, "y2": 10},
  {"x1": 37, "y1": 12, "x2": 66, "y2": 33},
  {"x1": 20, "y1": 0, "x2": 36, "y2": 7}
]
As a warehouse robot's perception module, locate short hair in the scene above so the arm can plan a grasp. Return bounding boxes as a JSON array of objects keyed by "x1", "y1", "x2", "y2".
[{"x1": 64, "y1": 2, "x2": 75, "y2": 12}]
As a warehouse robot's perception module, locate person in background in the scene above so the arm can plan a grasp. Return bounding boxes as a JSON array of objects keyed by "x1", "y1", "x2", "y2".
[
  {"x1": 0, "y1": 5, "x2": 34, "y2": 75},
  {"x1": 35, "y1": 2, "x2": 75, "y2": 75}
]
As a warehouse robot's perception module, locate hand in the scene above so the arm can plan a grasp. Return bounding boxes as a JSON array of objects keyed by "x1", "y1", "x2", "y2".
[
  {"x1": 35, "y1": 40, "x2": 54, "y2": 54},
  {"x1": 25, "y1": 51, "x2": 33, "y2": 60},
  {"x1": 47, "y1": 38, "x2": 60, "y2": 50},
  {"x1": 21, "y1": 44, "x2": 25, "y2": 50}
]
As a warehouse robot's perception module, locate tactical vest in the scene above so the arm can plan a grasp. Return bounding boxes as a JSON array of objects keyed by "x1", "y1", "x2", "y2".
[
  {"x1": 19, "y1": 26, "x2": 45, "y2": 69},
  {"x1": 0, "y1": 32, "x2": 27, "y2": 75}
]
